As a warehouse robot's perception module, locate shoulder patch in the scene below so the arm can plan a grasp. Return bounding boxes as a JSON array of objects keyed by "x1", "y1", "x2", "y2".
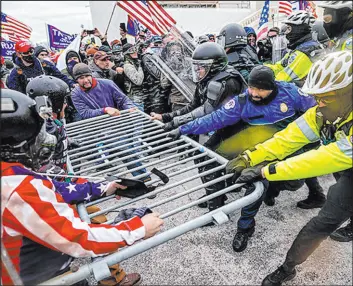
[
  {"x1": 287, "y1": 54, "x2": 296, "y2": 65},
  {"x1": 280, "y1": 103, "x2": 288, "y2": 113},
  {"x1": 344, "y1": 37, "x2": 352, "y2": 51},
  {"x1": 224, "y1": 99, "x2": 236, "y2": 110}
]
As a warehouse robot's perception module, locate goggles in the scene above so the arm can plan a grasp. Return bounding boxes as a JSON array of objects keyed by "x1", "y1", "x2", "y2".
[{"x1": 21, "y1": 48, "x2": 35, "y2": 56}]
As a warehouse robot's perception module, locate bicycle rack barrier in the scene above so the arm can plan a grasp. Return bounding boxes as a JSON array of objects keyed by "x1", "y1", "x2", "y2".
[{"x1": 37, "y1": 109, "x2": 264, "y2": 285}]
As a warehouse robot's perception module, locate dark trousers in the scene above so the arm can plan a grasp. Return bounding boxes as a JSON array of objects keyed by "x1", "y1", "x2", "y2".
[
  {"x1": 283, "y1": 170, "x2": 353, "y2": 271},
  {"x1": 237, "y1": 179, "x2": 304, "y2": 230}
]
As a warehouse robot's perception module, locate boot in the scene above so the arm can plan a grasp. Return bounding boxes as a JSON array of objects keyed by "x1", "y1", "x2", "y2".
[
  {"x1": 297, "y1": 177, "x2": 326, "y2": 209},
  {"x1": 262, "y1": 266, "x2": 296, "y2": 286},
  {"x1": 197, "y1": 194, "x2": 227, "y2": 209},
  {"x1": 330, "y1": 220, "x2": 353, "y2": 242},
  {"x1": 98, "y1": 264, "x2": 142, "y2": 286},
  {"x1": 232, "y1": 227, "x2": 255, "y2": 252}
]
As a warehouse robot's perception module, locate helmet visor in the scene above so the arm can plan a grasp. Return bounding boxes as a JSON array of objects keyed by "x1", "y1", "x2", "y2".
[
  {"x1": 216, "y1": 34, "x2": 226, "y2": 48},
  {"x1": 191, "y1": 59, "x2": 213, "y2": 83}
]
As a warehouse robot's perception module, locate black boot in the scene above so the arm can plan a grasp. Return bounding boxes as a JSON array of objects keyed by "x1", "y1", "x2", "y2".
[
  {"x1": 297, "y1": 177, "x2": 326, "y2": 209},
  {"x1": 262, "y1": 266, "x2": 296, "y2": 286},
  {"x1": 197, "y1": 194, "x2": 227, "y2": 209},
  {"x1": 330, "y1": 220, "x2": 353, "y2": 242},
  {"x1": 232, "y1": 227, "x2": 255, "y2": 252},
  {"x1": 263, "y1": 184, "x2": 279, "y2": 207}
]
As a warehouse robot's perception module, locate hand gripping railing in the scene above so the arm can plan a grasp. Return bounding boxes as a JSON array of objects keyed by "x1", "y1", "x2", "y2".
[{"x1": 39, "y1": 109, "x2": 264, "y2": 285}]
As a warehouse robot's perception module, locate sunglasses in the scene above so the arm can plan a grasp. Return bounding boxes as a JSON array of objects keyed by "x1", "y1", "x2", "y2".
[
  {"x1": 98, "y1": 57, "x2": 111, "y2": 62},
  {"x1": 314, "y1": 96, "x2": 337, "y2": 105},
  {"x1": 21, "y1": 49, "x2": 34, "y2": 56}
]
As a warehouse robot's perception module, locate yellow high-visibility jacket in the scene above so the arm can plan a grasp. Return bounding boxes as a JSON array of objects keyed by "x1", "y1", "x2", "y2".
[
  {"x1": 265, "y1": 39, "x2": 323, "y2": 82},
  {"x1": 245, "y1": 106, "x2": 353, "y2": 181}
]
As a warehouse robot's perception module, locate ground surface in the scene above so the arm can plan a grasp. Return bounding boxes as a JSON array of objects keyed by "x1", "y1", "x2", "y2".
[{"x1": 75, "y1": 156, "x2": 352, "y2": 286}]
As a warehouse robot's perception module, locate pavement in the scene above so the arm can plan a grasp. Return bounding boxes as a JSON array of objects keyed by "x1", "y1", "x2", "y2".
[{"x1": 74, "y1": 153, "x2": 352, "y2": 286}]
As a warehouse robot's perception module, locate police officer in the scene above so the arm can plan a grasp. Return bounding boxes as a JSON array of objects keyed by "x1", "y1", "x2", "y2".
[
  {"x1": 317, "y1": 0, "x2": 353, "y2": 243},
  {"x1": 216, "y1": 23, "x2": 261, "y2": 81},
  {"x1": 230, "y1": 51, "x2": 352, "y2": 286},
  {"x1": 266, "y1": 11, "x2": 322, "y2": 87}
]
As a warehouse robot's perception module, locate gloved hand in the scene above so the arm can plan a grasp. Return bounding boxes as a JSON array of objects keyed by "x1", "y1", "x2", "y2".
[
  {"x1": 68, "y1": 137, "x2": 82, "y2": 149},
  {"x1": 163, "y1": 121, "x2": 175, "y2": 132},
  {"x1": 235, "y1": 165, "x2": 264, "y2": 184},
  {"x1": 225, "y1": 154, "x2": 251, "y2": 183},
  {"x1": 167, "y1": 128, "x2": 181, "y2": 140}
]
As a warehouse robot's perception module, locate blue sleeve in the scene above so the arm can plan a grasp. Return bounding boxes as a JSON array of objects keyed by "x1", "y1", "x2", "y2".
[
  {"x1": 111, "y1": 83, "x2": 135, "y2": 110},
  {"x1": 71, "y1": 89, "x2": 105, "y2": 119},
  {"x1": 46, "y1": 61, "x2": 76, "y2": 87},
  {"x1": 295, "y1": 90, "x2": 317, "y2": 113},
  {"x1": 180, "y1": 97, "x2": 242, "y2": 135},
  {"x1": 52, "y1": 180, "x2": 106, "y2": 204},
  {"x1": 7, "y1": 69, "x2": 23, "y2": 92}
]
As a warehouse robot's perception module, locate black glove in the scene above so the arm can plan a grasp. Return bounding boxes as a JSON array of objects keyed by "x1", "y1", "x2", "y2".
[
  {"x1": 225, "y1": 154, "x2": 251, "y2": 183},
  {"x1": 68, "y1": 137, "x2": 81, "y2": 149},
  {"x1": 161, "y1": 112, "x2": 173, "y2": 123},
  {"x1": 167, "y1": 128, "x2": 181, "y2": 140},
  {"x1": 163, "y1": 121, "x2": 175, "y2": 132}
]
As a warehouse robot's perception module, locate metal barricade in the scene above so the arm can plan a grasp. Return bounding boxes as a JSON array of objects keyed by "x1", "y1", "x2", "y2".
[{"x1": 40, "y1": 109, "x2": 264, "y2": 285}]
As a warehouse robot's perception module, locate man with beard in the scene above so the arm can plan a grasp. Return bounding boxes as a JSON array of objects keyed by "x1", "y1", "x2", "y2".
[
  {"x1": 244, "y1": 26, "x2": 257, "y2": 54},
  {"x1": 265, "y1": 11, "x2": 323, "y2": 87},
  {"x1": 8, "y1": 41, "x2": 76, "y2": 93},
  {"x1": 317, "y1": 0, "x2": 353, "y2": 243},
  {"x1": 168, "y1": 66, "x2": 325, "y2": 248}
]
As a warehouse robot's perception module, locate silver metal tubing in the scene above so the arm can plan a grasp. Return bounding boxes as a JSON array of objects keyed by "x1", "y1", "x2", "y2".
[
  {"x1": 70, "y1": 116, "x2": 148, "y2": 139},
  {"x1": 84, "y1": 152, "x2": 209, "y2": 207},
  {"x1": 89, "y1": 163, "x2": 225, "y2": 218},
  {"x1": 1, "y1": 241, "x2": 24, "y2": 285},
  {"x1": 39, "y1": 182, "x2": 264, "y2": 286},
  {"x1": 71, "y1": 136, "x2": 172, "y2": 167},
  {"x1": 67, "y1": 112, "x2": 144, "y2": 136},
  {"x1": 68, "y1": 126, "x2": 163, "y2": 155},
  {"x1": 75, "y1": 140, "x2": 189, "y2": 175}
]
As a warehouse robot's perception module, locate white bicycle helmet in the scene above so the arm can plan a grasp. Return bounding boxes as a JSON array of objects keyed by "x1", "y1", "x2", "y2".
[
  {"x1": 301, "y1": 51, "x2": 352, "y2": 95},
  {"x1": 318, "y1": 1, "x2": 353, "y2": 10},
  {"x1": 282, "y1": 10, "x2": 316, "y2": 27}
]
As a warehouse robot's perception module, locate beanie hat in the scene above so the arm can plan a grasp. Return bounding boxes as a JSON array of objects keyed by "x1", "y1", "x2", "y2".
[
  {"x1": 248, "y1": 66, "x2": 276, "y2": 90},
  {"x1": 34, "y1": 46, "x2": 48, "y2": 57},
  {"x1": 67, "y1": 51, "x2": 78, "y2": 60},
  {"x1": 72, "y1": 63, "x2": 92, "y2": 80}
]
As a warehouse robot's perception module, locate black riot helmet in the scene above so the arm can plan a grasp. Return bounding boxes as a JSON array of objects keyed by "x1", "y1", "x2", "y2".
[
  {"x1": 1, "y1": 89, "x2": 57, "y2": 169},
  {"x1": 217, "y1": 23, "x2": 248, "y2": 49},
  {"x1": 26, "y1": 75, "x2": 70, "y2": 115},
  {"x1": 312, "y1": 20, "x2": 330, "y2": 44},
  {"x1": 191, "y1": 42, "x2": 228, "y2": 83}
]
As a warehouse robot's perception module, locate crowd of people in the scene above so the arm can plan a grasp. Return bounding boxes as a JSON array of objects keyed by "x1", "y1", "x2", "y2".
[{"x1": 1, "y1": 1, "x2": 352, "y2": 285}]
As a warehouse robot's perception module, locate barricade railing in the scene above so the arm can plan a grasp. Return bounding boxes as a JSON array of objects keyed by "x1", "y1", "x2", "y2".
[{"x1": 37, "y1": 109, "x2": 264, "y2": 285}]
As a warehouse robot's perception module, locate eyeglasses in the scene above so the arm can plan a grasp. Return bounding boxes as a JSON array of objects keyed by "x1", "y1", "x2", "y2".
[
  {"x1": 21, "y1": 49, "x2": 34, "y2": 56},
  {"x1": 314, "y1": 96, "x2": 337, "y2": 105}
]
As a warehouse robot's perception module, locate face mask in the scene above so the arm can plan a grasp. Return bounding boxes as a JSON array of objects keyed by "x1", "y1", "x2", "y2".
[
  {"x1": 23, "y1": 54, "x2": 35, "y2": 63},
  {"x1": 67, "y1": 60, "x2": 78, "y2": 74}
]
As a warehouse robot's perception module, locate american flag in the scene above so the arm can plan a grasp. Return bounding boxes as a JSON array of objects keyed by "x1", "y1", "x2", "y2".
[
  {"x1": 279, "y1": 1, "x2": 293, "y2": 16},
  {"x1": 117, "y1": 0, "x2": 176, "y2": 36},
  {"x1": 1, "y1": 12, "x2": 32, "y2": 42},
  {"x1": 257, "y1": 0, "x2": 270, "y2": 41}
]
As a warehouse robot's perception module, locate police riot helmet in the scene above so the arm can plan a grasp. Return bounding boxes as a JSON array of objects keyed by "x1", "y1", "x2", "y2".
[
  {"x1": 26, "y1": 75, "x2": 70, "y2": 115},
  {"x1": 312, "y1": 21, "x2": 330, "y2": 43},
  {"x1": 191, "y1": 42, "x2": 228, "y2": 82},
  {"x1": 1, "y1": 89, "x2": 57, "y2": 169},
  {"x1": 217, "y1": 23, "x2": 247, "y2": 49}
]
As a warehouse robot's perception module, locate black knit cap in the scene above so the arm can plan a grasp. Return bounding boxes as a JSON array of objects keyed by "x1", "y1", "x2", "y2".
[
  {"x1": 34, "y1": 46, "x2": 48, "y2": 57},
  {"x1": 248, "y1": 65, "x2": 276, "y2": 90},
  {"x1": 72, "y1": 63, "x2": 92, "y2": 80}
]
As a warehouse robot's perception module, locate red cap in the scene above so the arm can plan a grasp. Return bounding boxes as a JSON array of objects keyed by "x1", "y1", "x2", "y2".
[
  {"x1": 15, "y1": 40, "x2": 33, "y2": 53},
  {"x1": 0, "y1": 56, "x2": 4, "y2": 66}
]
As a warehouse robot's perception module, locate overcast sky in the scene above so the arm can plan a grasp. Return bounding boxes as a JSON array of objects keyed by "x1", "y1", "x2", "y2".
[{"x1": 2, "y1": 1, "x2": 93, "y2": 43}]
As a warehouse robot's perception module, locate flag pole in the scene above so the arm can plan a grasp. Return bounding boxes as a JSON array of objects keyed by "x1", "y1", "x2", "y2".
[{"x1": 105, "y1": 2, "x2": 117, "y2": 36}]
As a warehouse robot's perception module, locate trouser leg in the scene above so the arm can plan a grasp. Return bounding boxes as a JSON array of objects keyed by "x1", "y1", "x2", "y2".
[{"x1": 283, "y1": 172, "x2": 353, "y2": 271}]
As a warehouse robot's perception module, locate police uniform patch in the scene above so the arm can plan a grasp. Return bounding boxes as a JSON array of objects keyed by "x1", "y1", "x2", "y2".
[
  {"x1": 280, "y1": 103, "x2": 288, "y2": 113},
  {"x1": 344, "y1": 37, "x2": 352, "y2": 51},
  {"x1": 287, "y1": 54, "x2": 296, "y2": 65},
  {"x1": 224, "y1": 99, "x2": 236, "y2": 110},
  {"x1": 350, "y1": 135, "x2": 353, "y2": 144}
]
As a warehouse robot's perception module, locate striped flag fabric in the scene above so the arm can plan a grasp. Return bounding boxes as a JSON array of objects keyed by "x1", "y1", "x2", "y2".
[
  {"x1": 279, "y1": 1, "x2": 293, "y2": 16},
  {"x1": 117, "y1": 0, "x2": 176, "y2": 36},
  {"x1": 1, "y1": 12, "x2": 32, "y2": 42},
  {"x1": 257, "y1": 0, "x2": 270, "y2": 41}
]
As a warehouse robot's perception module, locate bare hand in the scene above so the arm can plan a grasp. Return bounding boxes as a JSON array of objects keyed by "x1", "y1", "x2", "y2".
[
  {"x1": 105, "y1": 181, "x2": 127, "y2": 196},
  {"x1": 128, "y1": 107, "x2": 138, "y2": 113},
  {"x1": 150, "y1": 112, "x2": 162, "y2": 121},
  {"x1": 141, "y1": 212, "x2": 164, "y2": 239},
  {"x1": 116, "y1": 67, "x2": 124, "y2": 74},
  {"x1": 105, "y1": 107, "x2": 121, "y2": 116}
]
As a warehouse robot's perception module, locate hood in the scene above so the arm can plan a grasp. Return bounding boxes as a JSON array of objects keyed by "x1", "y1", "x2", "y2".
[{"x1": 244, "y1": 26, "x2": 256, "y2": 36}]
